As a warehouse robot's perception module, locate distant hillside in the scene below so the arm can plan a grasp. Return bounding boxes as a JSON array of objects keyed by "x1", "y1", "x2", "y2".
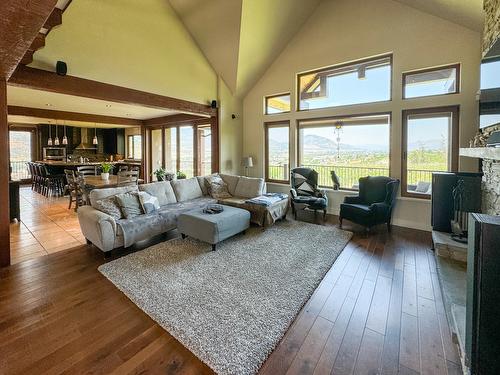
[{"x1": 270, "y1": 133, "x2": 444, "y2": 152}]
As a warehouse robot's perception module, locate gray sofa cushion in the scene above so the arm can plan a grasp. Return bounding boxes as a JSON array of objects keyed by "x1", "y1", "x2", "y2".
[
  {"x1": 115, "y1": 192, "x2": 143, "y2": 219},
  {"x1": 90, "y1": 185, "x2": 138, "y2": 207},
  {"x1": 220, "y1": 174, "x2": 240, "y2": 195},
  {"x1": 234, "y1": 176, "x2": 264, "y2": 198},
  {"x1": 93, "y1": 197, "x2": 122, "y2": 220},
  {"x1": 171, "y1": 177, "x2": 203, "y2": 202},
  {"x1": 137, "y1": 191, "x2": 160, "y2": 214},
  {"x1": 205, "y1": 175, "x2": 232, "y2": 199},
  {"x1": 138, "y1": 181, "x2": 177, "y2": 206}
]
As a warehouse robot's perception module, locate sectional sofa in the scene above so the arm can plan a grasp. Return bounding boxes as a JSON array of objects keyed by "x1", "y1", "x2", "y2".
[{"x1": 78, "y1": 174, "x2": 287, "y2": 253}]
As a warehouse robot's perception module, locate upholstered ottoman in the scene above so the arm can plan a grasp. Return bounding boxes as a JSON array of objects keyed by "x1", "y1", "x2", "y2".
[{"x1": 177, "y1": 205, "x2": 250, "y2": 250}]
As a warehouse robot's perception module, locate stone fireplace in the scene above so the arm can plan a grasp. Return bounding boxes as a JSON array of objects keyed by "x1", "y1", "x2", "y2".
[{"x1": 482, "y1": 159, "x2": 500, "y2": 215}]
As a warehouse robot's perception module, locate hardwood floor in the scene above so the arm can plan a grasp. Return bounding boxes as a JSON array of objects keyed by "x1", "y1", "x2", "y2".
[
  {"x1": 0, "y1": 213, "x2": 461, "y2": 375},
  {"x1": 10, "y1": 187, "x2": 86, "y2": 265}
]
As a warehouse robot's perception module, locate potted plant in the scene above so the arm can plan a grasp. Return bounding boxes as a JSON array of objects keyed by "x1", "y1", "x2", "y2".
[
  {"x1": 153, "y1": 167, "x2": 166, "y2": 181},
  {"x1": 164, "y1": 171, "x2": 176, "y2": 181},
  {"x1": 100, "y1": 162, "x2": 114, "y2": 180},
  {"x1": 176, "y1": 171, "x2": 187, "y2": 180}
]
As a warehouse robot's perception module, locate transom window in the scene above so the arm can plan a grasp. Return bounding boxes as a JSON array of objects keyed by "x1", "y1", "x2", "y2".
[
  {"x1": 403, "y1": 64, "x2": 460, "y2": 99},
  {"x1": 297, "y1": 55, "x2": 392, "y2": 111},
  {"x1": 402, "y1": 106, "x2": 459, "y2": 198},
  {"x1": 298, "y1": 113, "x2": 391, "y2": 190},
  {"x1": 265, "y1": 93, "x2": 291, "y2": 114}
]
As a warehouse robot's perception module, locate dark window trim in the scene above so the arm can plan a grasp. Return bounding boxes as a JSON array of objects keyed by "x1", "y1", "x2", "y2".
[
  {"x1": 264, "y1": 120, "x2": 291, "y2": 184},
  {"x1": 264, "y1": 93, "x2": 291, "y2": 115},
  {"x1": 296, "y1": 111, "x2": 392, "y2": 190},
  {"x1": 296, "y1": 53, "x2": 393, "y2": 112},
  {"x1": 402, "y1": 63, "x2": 461, "y2": 100},
  {"x1": 127, "y1": 134, "x2": 142, "y2": 159},
  {"x1": 401, "y1": 105, "x2": 460, "y2": 199}
]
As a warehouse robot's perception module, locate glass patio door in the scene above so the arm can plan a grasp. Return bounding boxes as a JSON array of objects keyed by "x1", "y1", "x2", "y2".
[{"x1": 9, "y1": 130, "x2": 33, "y2": 181}]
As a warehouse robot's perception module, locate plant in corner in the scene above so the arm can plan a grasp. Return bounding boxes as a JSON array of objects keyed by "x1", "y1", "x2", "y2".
[
  {"x1": 153, "y1": 167, "x2": 166, "y2": 181},
  {"x1": 100, "y1": 162, "x2": 114, "y2": 180},
  {"x1": 176, "y1": 171, "x2": 187, "y2": 180}
]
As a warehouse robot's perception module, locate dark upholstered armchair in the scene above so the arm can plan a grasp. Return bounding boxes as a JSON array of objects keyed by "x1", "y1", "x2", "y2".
[
  {"x1": 290, "y1": 168, "x2": 328, "y2": 222},
  {"x1": 339, "y1": 176, "x2": 399, "y2": 232}
]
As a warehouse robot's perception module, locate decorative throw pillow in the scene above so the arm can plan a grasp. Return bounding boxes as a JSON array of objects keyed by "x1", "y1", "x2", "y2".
[
  {"x1": 137, "y1": 191, "x2": 160, "y2": 214},
  {"x1": 205, "y1": 175, "x2": 232, "y2": 199},
  {"x1": 115, "y1": 192, "x2": 143, "y2": 219},
  {"x1": 93, "y1": 197, "x2": 122, "y2": 220}
]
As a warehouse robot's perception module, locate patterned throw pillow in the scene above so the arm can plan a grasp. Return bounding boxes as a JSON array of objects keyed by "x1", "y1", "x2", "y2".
[
  {"x1": 115, "y1": 192, "x2": 143, "y2": 219},
  {"x1": 137, "y1": 191, "x2": 160, "y2": 214},
  {"x1": 93, "y1": 197, "x2": 122, "y2": 220},
  {"x1": 205, "y1": 175, "x2": 232, "y2": 199}
]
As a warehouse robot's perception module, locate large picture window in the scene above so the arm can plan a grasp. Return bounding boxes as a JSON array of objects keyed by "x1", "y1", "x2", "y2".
[
  {"x1": 127, "y1": 135, "x2": 142, "y2": 159},
  {"x1": 265, "y1": 121, "x2": 290, "y2": 183},
  {"x1": 403, "y1": 64, "x2": 460, "y2": 99},
  {"x1": 402, "y1": 106, "x2": 459, "y2": 198},
  {"x1": 297, "y1": 55, "x2": 392, "y2": 111},
  {"x1": 298, "y1": 113, "x2": 391, "y2": 189}
]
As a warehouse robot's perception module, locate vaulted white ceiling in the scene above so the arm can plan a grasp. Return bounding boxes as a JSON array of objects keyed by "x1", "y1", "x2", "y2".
[
  {"x1": 169, "y1": 0, "x2": 322, "y2": 97},
  {"x1": 394, "y1": 0, "x2": 484, "y2": 32}
]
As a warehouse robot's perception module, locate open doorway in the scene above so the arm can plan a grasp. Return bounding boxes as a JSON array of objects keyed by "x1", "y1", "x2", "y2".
[{"x1": 9, "y1": 127, "x2": 36, "y2": 182}]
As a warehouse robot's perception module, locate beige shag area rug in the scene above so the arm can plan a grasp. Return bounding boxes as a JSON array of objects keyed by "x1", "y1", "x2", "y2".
[{"x1": 99, "y1": 220, "x2": 352, "y2": 375}]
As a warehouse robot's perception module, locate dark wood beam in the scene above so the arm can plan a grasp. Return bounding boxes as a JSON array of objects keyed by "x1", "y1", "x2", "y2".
[
  {"x1": 0, "y1": 80, "x2": 11, "y2": 267},
  {"x1": 8, "y1": 106, "x2": 143, "y2": 127},
  {"x1": 9, "y1": 66, "x2": 217, "y2": 117},
  {"x1": 143, "y1": 113, "x2": 207, "y2": 127},
  {"x1": 0, "y1": 0, "x2": 57, "y2": 79},
  {"x1": 43, "y1": 8, "x2": 62, "y2": 31}
]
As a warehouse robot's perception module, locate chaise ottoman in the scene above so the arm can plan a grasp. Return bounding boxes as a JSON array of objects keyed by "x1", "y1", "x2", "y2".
[{"x1": 177, "y1": 205, "x2": 250, "y2": 251}]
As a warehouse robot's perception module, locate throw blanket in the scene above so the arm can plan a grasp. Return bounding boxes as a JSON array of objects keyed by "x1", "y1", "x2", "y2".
[{"x1": 246, "y1": 193, "x2": 288, "y2": 207}]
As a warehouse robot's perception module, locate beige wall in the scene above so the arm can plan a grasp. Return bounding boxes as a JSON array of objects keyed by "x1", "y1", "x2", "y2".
[
  {"x1": 28, "y1": 0, "x2": 240, "y2": 173},
  {"x1": 242, "y1": 0, "x2": 482, "y2": 231},
  {"x1": 218, "y1": 77, "x2": 243, "y2": 174}
]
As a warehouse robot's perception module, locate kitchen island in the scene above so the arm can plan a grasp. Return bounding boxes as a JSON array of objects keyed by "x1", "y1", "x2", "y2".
[{"x1": 36, "y1": 160, "x2": 142, "y2": 177}]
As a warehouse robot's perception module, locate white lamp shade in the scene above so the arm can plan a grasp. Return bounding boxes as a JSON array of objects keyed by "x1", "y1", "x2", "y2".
[{"x1": 241, "y1": 156, "x2": 253, "y2": 168}]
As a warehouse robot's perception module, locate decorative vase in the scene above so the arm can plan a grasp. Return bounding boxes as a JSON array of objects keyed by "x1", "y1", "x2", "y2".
[{"x1": 101, "y1": 172, "x2": 110, "y2": 180}]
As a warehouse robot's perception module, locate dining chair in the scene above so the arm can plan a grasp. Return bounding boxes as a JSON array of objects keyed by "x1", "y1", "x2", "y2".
[
  {"x1": 64, "y1": 169, "x2": 85, "y2": 211},
  {"x1": 117, "y1": 170, "x2": 139, "y2": 186},
  {"x1": 77, "y1": 165, "x2": 97, "y2": 176}
]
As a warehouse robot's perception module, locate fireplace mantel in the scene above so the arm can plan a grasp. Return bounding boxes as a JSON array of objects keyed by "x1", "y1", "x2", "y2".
[{"x1": 460, "y1": 147, "x2": 500, "y2": 160}]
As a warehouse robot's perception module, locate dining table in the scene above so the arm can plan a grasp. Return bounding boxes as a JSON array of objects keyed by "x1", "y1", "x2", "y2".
[{"x1": 83, "y1": 175, "x2": 140, "y2": 190}]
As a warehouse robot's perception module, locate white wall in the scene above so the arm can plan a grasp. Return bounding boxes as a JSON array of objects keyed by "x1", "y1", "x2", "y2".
[{"x1": 242, "y1": 0, "x2": 481, "y2": 231}]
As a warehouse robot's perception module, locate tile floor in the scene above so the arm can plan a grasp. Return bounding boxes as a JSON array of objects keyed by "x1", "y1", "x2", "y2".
[{"x1": 9, "y1": 186, "x2": 86, "y2": 264}]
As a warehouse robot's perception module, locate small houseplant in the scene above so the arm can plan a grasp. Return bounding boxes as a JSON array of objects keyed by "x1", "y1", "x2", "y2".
[
  {"x1": 153, "y1": 167, "x2": 166, "y2": 181},
  {"x1": 100, "y1": 162, "x2": 114, "y2": 180},
  {"x1": 176, "y1": 171, "x2": 187, "y2": 180}
]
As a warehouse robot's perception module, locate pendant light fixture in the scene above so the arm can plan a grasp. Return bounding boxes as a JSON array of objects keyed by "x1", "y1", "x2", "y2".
[
  {"x1": 62, "y1": 123, "x2": 68, "y2": 145},
  {"x1": 47, "y1": 122, "x2": 53, "y2": 146},
  {"x1": 54, "y1": 119, "x2": 60, "y2": 145},
  {"x1": 92, "y1": 123, "x2": 98, "y2": 145}
]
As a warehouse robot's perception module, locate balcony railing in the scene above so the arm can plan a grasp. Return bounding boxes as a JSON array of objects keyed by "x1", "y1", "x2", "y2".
[
  {"x1": 268, "y1": 164, "x2": 437, "y2": 190},
  {"x1": 10, "y1": 161, "x2": 30, "y2": 181}
]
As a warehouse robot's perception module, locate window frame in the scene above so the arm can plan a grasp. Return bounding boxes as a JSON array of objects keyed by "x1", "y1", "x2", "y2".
[
  {"x1": 264, "y1": 120, "x2": 291, "y2": 184},
  {"x1": 296, "y1": 53, "x2": 393, "y2": 112},
  {"x1": 264, "y1": 93, "x2": 291, "y2": 115},
  {"x1": 127, "y1": 134, "x2": 142, "y2": 159},
  {"x1": 401, "y1": 105, "x2": 460, "y2": 199},
  {"x1": 296, "y1": 111, "x2": 392, "y2": 191},
  {"x1": 402, "y1": 63, "x2": 461, "y2": 100}
]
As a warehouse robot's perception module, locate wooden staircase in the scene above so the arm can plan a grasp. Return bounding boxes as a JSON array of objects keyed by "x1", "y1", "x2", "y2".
[{"x1": 20, "y1": 1, "x2": 72, "y2": 65}]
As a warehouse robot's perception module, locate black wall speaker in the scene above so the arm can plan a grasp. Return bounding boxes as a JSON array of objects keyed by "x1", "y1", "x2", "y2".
[
  {"x1": 211, "y1": 100, "x2": 217, "y2": 109},
  {"x1": 56, "y1": 61, "x2": 67, "y2": 76}
]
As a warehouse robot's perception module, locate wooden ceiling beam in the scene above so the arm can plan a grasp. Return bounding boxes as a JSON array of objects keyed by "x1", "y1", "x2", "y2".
[
  {"x1": 0, "y1": 0, "x2": 57, "y2": 79},
  {"x1": 9, "y1": 66, "x2": 217, "y2": 117},
  {"x1": 43, "y1": 8, "x2": 62, "y2": 31},
  {"x1": 8, "y1": 105, "x2": 143, "y2": 127},
  {"x1": 143, "y1": 113, "x2": 208, "y2": 126}
]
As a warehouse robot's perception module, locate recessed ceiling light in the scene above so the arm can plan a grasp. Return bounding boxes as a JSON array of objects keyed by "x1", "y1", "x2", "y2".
[
  {"x1": 45, "y1": 103, "x2": 52, "y2": 107},
  {"x1": 126, "y1": 113, "x2": 131, "y2": 116},
  {"x1": 106, "y1": 104, "x2": 112, "y2": 108}
]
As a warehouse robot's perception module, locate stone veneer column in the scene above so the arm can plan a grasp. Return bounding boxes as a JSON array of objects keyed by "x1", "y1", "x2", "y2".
[
  {"x1": 483, "y1": 0, "x2": 500, "y2": 56},
  {"x1": 482, "y1": 159, "x2": 500, "y2": 215}
]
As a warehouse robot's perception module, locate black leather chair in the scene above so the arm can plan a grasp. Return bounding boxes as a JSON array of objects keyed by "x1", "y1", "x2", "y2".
[
  {"x1": 290, "y1": 167, "x2": 328, "y2": 222},
  {"x1": 339, "y1": 176, "x2": 399, "y2": 232}
]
